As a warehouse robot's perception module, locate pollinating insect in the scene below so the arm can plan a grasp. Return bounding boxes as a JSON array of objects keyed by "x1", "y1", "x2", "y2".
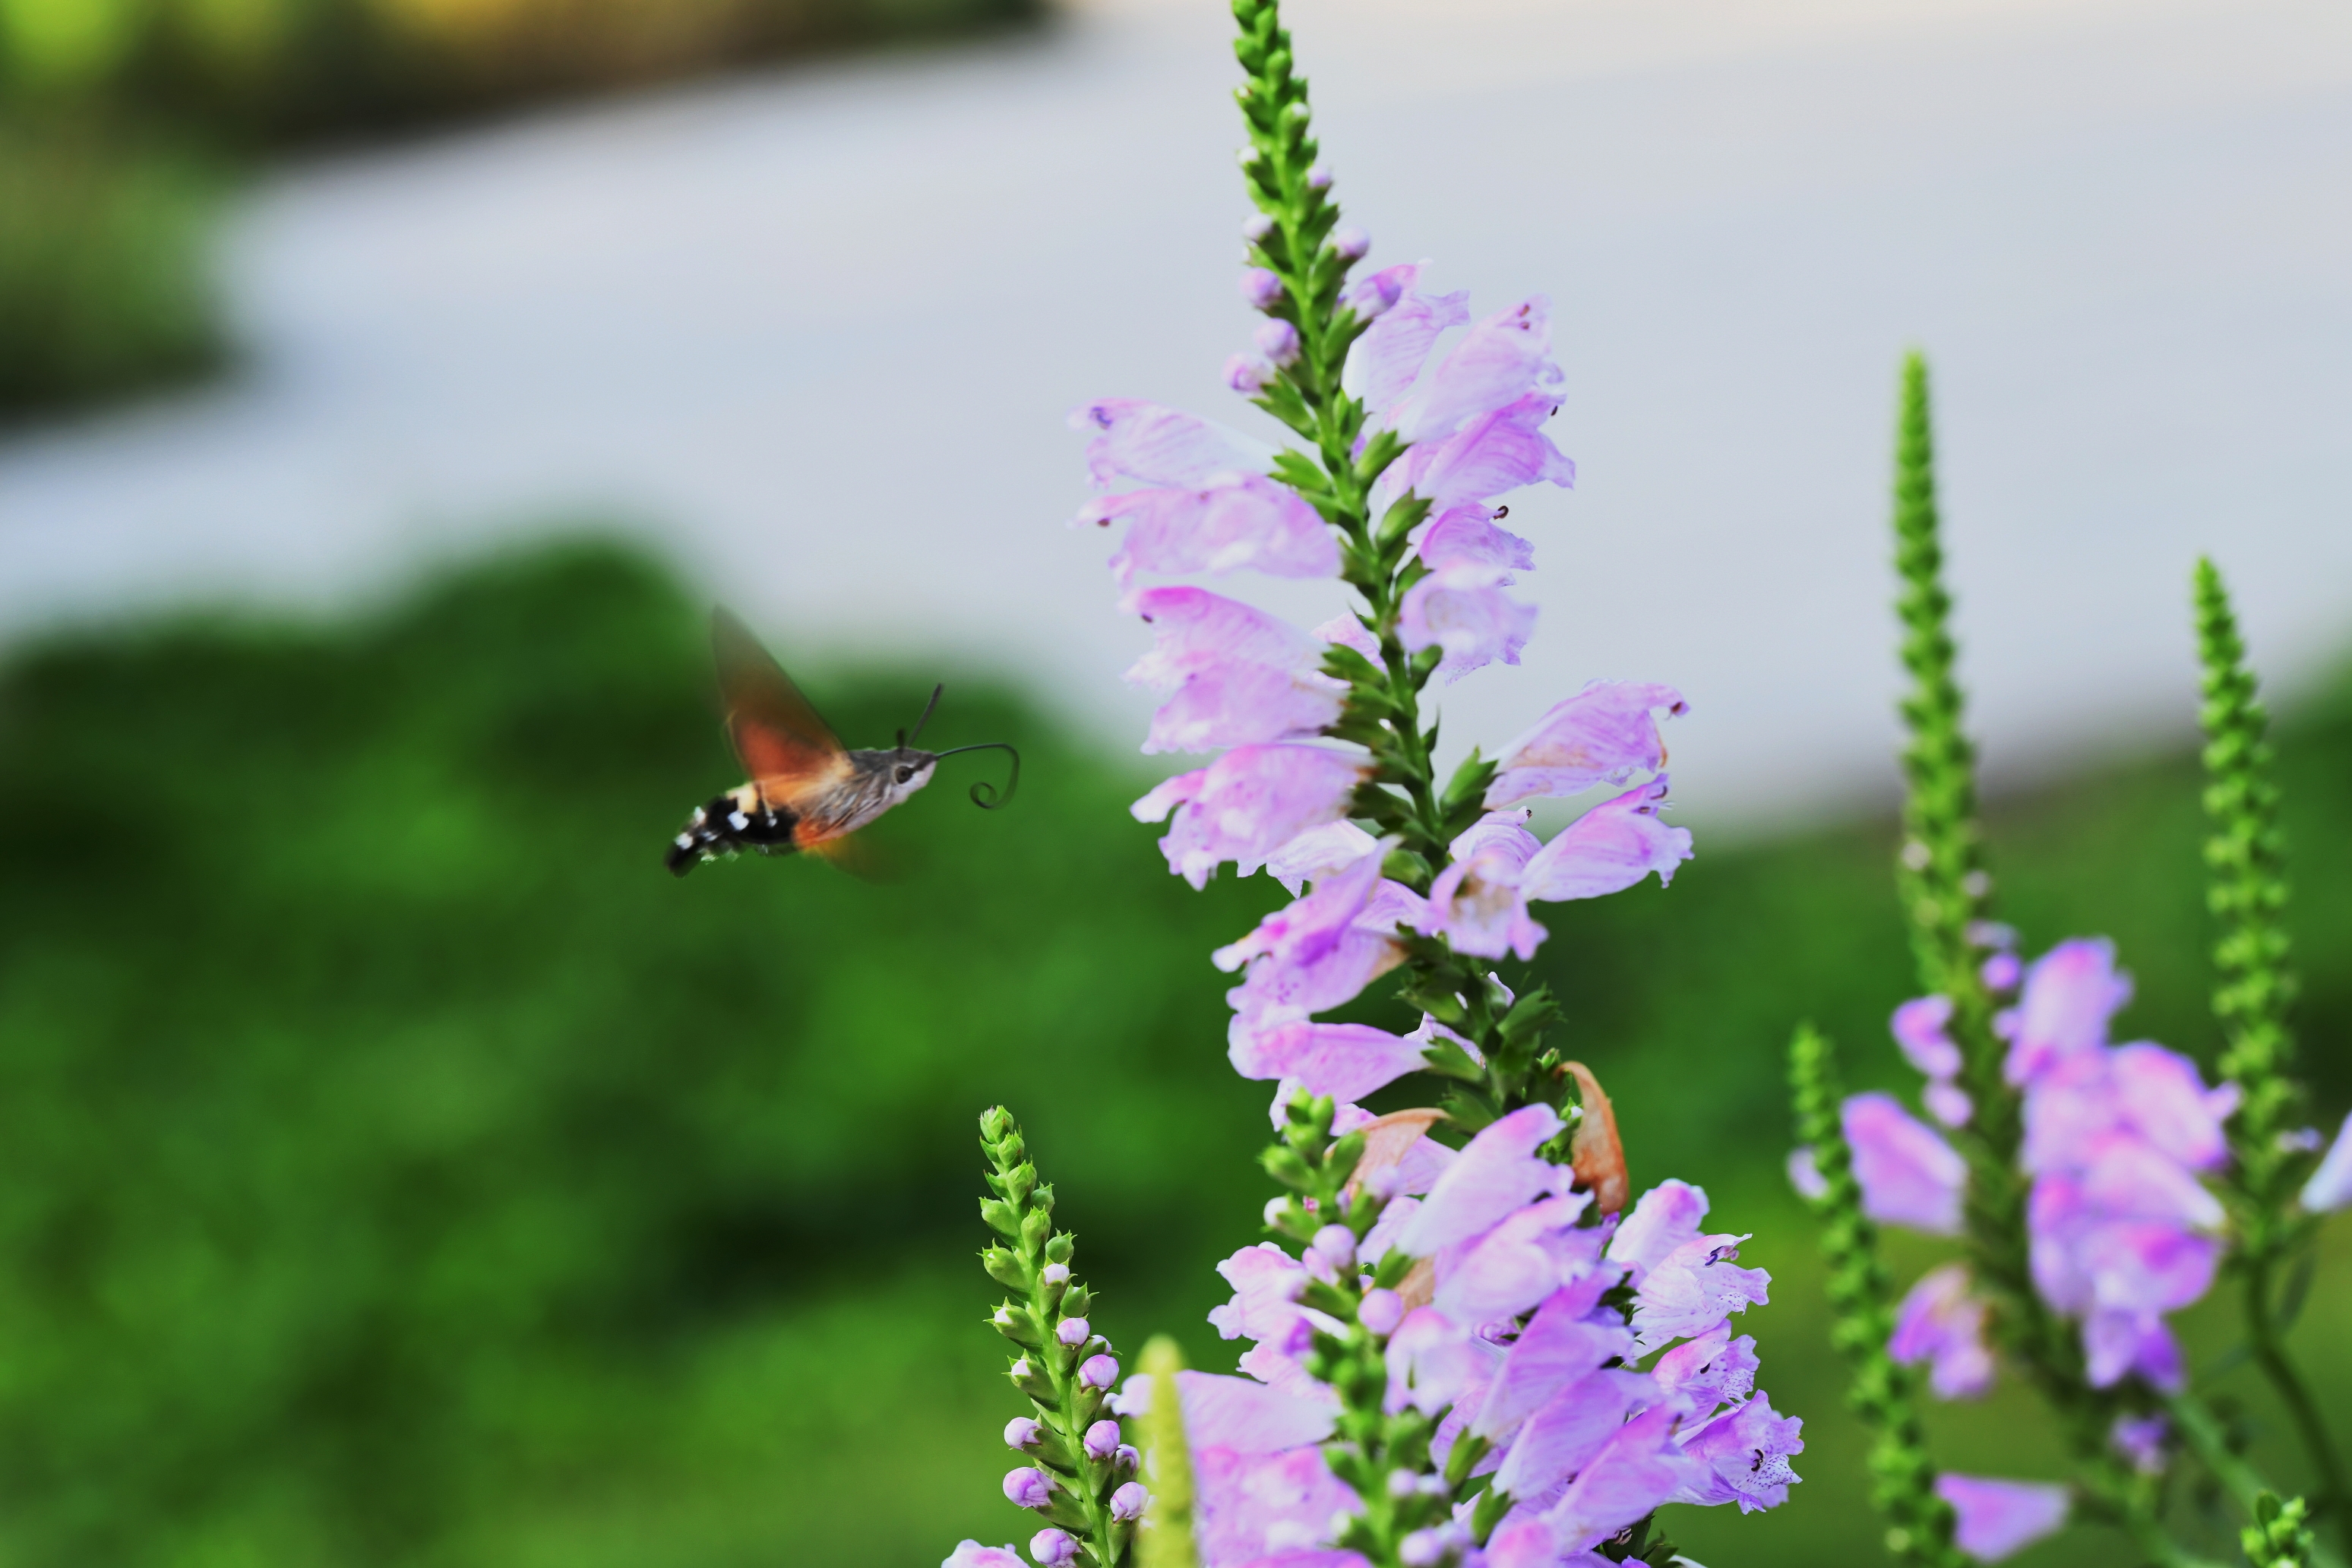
[{"x1": 667, "y1": 607, "x2": 1017, "y2": 876}]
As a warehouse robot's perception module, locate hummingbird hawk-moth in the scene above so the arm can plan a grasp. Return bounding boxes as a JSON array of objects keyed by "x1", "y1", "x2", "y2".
[{"x1": 666, "y1": 607, "x2": 1016, "y2": 876}]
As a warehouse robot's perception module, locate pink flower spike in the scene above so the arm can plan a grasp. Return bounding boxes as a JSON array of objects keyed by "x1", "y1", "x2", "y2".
[
  {"x1": 1079, "y1": 474, "x2": 1342, "y2": 590},
  {"x1": 1933, "y1": 1475, "x2": 2070, "y2": 1562},
  {"x1": 1520, "y1": 777, "x2": 1695, "y2": 903},
  {"x1": 1399, "y1": 564, "x2": 1537, "y2": 684},
  {"x1": 1842, "y1": 1092, "x2": 1966, "y2": 1235},
  {"x1": 1389, "y1": 296, "x2": 1566, "y2": 444},
  {"x1": 2304, "y1": 1111, "x2": 2352, "y2": 1212},
  {"x1": 1130, "y1": 744, "x2": 1368, "y2": 889},
  {"x1": 1393, "y1": 1103, "x2": 1566, "y2": 1257},
  {"x1": 1418, "y1": 503, "x2": 1535, "y2": 577},
  {"x1": 1888, "y1": 1263, "x2": 1996, "y2": 1400},
  {"x1": 1069, "y1": 399, "x2": 1276, "y2": 489},
  {"x1": 2007, "y1": 937, "x2": 2132, "y2": 1086},
  {"x1": 1228, "y1": 1020, "x2": 1427, "y2": 1105},
  {"x1": 1487, "y1": 681, "x2": 1687, "y2": 808}
]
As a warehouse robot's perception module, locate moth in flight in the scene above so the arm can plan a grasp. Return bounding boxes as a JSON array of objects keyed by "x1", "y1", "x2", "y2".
[{"x1": 667, "y1": 608, "x2": 1016, "y2": 877}]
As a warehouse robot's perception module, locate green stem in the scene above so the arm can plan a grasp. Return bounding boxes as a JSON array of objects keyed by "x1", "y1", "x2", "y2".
[
  {"x1": 2168, "y1": 1393, "x2": 2349, "y2": 1568},
  {"x1": 2246, "y1": 1252, "x2": 2350, "y2": 1541}
]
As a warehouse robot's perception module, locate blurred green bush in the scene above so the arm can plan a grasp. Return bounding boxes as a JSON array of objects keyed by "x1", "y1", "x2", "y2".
[
  {"x1": 0, "y1": 541, "x2": 2342, "y2": 1566},
  {"x1": 0, "y1": 119, "x2": 223, "y2": 419}
]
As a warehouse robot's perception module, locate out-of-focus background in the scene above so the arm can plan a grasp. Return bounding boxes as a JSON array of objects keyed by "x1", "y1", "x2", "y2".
[{"x1": 1, "y1": 1, "x2": 2347, "y2": 1564}]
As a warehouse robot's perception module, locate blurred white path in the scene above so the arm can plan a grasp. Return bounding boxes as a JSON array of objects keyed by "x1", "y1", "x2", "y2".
[{"x1": 3, "y1": 0, "x2": 2350, "y2": 829}]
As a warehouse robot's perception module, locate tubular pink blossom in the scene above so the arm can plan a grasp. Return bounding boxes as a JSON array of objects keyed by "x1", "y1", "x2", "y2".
[
  {"x1": 1933, "y1": 1475, "x2": 2069, "y2": 1562},
  {"x1": 1892, "y1": 994, "x2": 1963, "y2": 1079},
  {"x1": 1842, "y1": 1092, "x2": 1966, "y2": 1234},
  {"x1": 1342, "y1": 260, "x2": 1419, "y2": 321},
  {"x1": 943, "y1": 1541, "x2": 1027, "y2": 1568},
  {"x1": 1418, "y1": 811, "x2": 1547, "y2": 960},
  {"x1": 1519, "y1": 778, "x2": 1694, "y2": 903},
  {"x1": 1192, "y1": 1445, "x2": 1363, "y2": 1568},
  {"x1": 1265, "y1": 820, "x2": 1381, "y2": 896},
  {"x1": 1486, "y1": 683, "x2": 1686, "y2": 808},
  {"x1": 1651, "y1": 1323, "x2": 1759, "y2": 1415},
  {"x1": 1131, "y1": 744, "x2": 1370, "y2": 889},
  {"x1": 1124, "y1": 586, "x2": 1345, "y2": 754},
  {"x1": 1631, "y1": 1233, "x2": 1770, "y2": 1352},
  {"x1": 1418, "y1": 503, "x2": 1535, "y2": 577},
  {"x1": 1491, "y1": 1367, "x2": 1649, "y2": 1500},
  {"x1": 1604, "y1": 1178, "x2": 1711, "y2": 1286},
  {"x1": 1888, "y1": 1263, "x2": 1996, "y2": 1399},
  {"x1": 1673, "y1": 1393, "x2": 1804, "y2": 1513},
  {"x1": 1473, "y1": 1285, "x2": 1635, "y2": 1439},
  {"x1": 2304, "y1": 1111, "x2": 2352, "y2": 1212},
  {"x1": 1539, "y1": 1405, "x2": 1699, "y2": 1554},
  {"x1": 1168, "y1": 1368, "x2": 1336, "y2": 1452},
  {"x1": 1228, "y1": 1020, "x2": 1427, "y2": 1105},
  {"x1": 1394, "y1": 1104, "x2": 1567, "y2": 1257},
  {"x1": 1215, "y1": 842, "x2": 1386, "y2": 975},
  {"x1": 1340, "y1": 265, "x2": 1469, "y2": 416},
  {"x1": 1070, "y1": 399, "x2": 1276, "y2": 489},
  {"x1": 2006, "y1": 937, "x2": 2133, "y2": 1086},
  {"x1": 1399, "y1": 564, "x2": 1536, "y2": 684},
  {"x1": 1388, "y1": 296, "x2": 1565, "y2": 444},
  {"x1": 1078, "y1": 474, "x2": 1342, "y2": 589},
  {"x1": 1209, "y1": 1242, "x2": 1317, "y2": 1344},
  {"x1": 1431, "y1": 1193, "x2": 1596, "y2": 1323},
  {"x1": 1374, "y1": 394, "x2": 1575, "y2": 513}
]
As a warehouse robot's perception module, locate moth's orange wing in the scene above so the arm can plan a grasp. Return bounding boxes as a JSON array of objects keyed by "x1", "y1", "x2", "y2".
[
  {"x1": 802, "y1": 830, "x2": 896, "y2": 883},
  {"x1": 712, "y1": 607, "x2": 846, "y2": 805}
]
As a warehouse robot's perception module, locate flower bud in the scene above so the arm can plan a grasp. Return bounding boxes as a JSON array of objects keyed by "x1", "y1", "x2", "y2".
[
  {"x1": 1253, "y1": 319, "x2": 1301, "y2": 366},
  {"x1": 1109, "y1": 1481, "x2": 1149, "y2": 1522},
  {"x1": 1362, "y1": 1166, "x2": 1404, "y2": 1205},
  {"x1": 1010, "y1": 1355, "x2": 1057, "y2": 1400},
  {"x1": 1056, "y1": 1317, "x2": 1092, "y2": 1347},
  {"x1": 1079, "y1": 1354, "x2": 1120, "y2": 1390},
  {"x1": 1004, "y1": 1417, "x2": 1043, "y2": 1452},
  {"x1": 1358, "y1": 1287, "x2": 1403, "y2": 1337},
  {"x1": 1263, "y1": 1197, "x2": 1291, "y2": 1227},
  {"x1": 1041, "y1": 1262, "x2": 1070, "y2": 1288},
  {"x1": 1981, "y1": 951, "x2": 2022, "y2": 991},
  {"x1": 1004, "y1": 1467, "x2": 1054, "y2": 1510},
  {"x1": 1309, "y1": 1224, "x2": 1356, "y2": 1273},
  {"x1": 1030, "y1": 1528, "x2": 1080, "y2": 1566},
  {"x1": 1331, "y1": 226, "x2": 1370, "y2": 261},
  {"x1": 1387, "y1": 1468, "x2": 1420, "y2": 1498},
  {"x1": 1239, "y1": 268, "x2": 1285, "y2": 309},
  {"x1": 1224, "y1": 354, "x2": 1275, "y2": 394},
  {"x1": 1242, "y1": 212, "x2": 1274, "y2": 243},
  {"x1": 1083, "y1": 1418, "x2": 1123, "y2": 1460},
  {"x1": 1399, "y1": 1527, "x2": 1446, "y2": 1566},
  {"x1": 1114, "y1": 1443, "x2": 1140, "y2": 1476},
  {"x1": 1305, "y1": 163, "x2": 1332, "y2": 189}
]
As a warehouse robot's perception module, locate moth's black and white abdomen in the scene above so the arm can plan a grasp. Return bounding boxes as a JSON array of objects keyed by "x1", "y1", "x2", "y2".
[{"x1": 667, "y1": 787, "x2": 799, "y2": 876}]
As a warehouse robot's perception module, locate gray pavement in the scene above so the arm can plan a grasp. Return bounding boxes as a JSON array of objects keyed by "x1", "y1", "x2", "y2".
[{"x1": 2, "y1": 0, "x2": 2347, "y2": 830}]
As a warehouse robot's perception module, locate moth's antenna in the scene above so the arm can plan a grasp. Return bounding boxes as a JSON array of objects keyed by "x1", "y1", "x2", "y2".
[
  {"x1": 906, "y1": 683, "x2": 946, "y2": 749},
  {"x1": 933, "y1": 741, "x2": 1020, "y2": 809}
]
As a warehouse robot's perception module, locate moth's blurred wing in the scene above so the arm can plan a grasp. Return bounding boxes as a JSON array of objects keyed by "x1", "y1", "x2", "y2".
[
  {"x1": 712, "y1": 606, "x2": 844, "y2": 790},
  {"x1": 802, "y1": 830, "x2": 896, "y2": 883}
]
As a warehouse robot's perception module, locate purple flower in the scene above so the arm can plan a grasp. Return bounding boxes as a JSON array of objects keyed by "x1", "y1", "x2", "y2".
[
  {"x1": 1255, "y1": 319, "x2": 1302, "y2": 365},
  {"x1": 1228, "y1": 1020, "x2": 1427, "y2": 1108},
  {"x1": 1540, "y1": 1405, "x2": 1700, "y2": 1554},
  {"x1": 1393, "y1": 1104, "x2": 1567, "y2": 1256},
  {"x1": 1225, "y1": 353, "x2": 1276, "y2": 394},
  {"x1": 1079, "y1": 1355, "x2": 1120, "y2": 1390},
  {"x1": 1892, "y1": 994, "x2": 1962, "y2": 1079},
  {"x1": 1842, "y1": 1092, "x2": 1966, "y2": 1234},
  {"x1": 1933, "y1": 1475, "x2": 2069, "y2": 1562},
  {"x1": 1030, "y1": 1527, "x2": 1080, "y2": 1566},
  {"x1": 1358, "y1": 1288, "x2": 1403, "y2": 1337},
  {"x1": 1650, "y1": 1323, "x2": 1759, "y2": 1415},
  {"x1": 1264, "y1": 820, "x2": 1382, "y2": 896},
  {"x1": 1132, "y1": 744, "x2": 1370, "y2": 888},
  {"x1": 1341, "y1": 264, "x2": 1470, "y2": 415},
  {"x1": 1209, "y1": 1241, "x2": 1315, "y2": 1343},
  {"x1": 1490, "y1": 1366, "x2": 1649, "y2": 1500},
  {"x1": 1331, "y1": 226, "x2": 1370, "y2": 261},
  {"x1": 1385, "y1": 296, "x2": 1565, "y2": 445},
  {"x1": 943, "y1": 1542, "x2": 1026, "y2": 1568},
  {"x1": 1475, "y1": 1284, "x2": 1635, "y2": 1439},
  {"x1": 1419, "y1": 501, "x2": 1536, "y2": 577},
  {"x1": 1674, "y1": 1393, "x2": 1804, "y2": 1513},
  {"x1": 1083, "y1": 1419, "x2": 1123, "y2": 1460},
  {"x1": 1373, "y1": 394, "x2": 1575, "y2": 512},
  {"x1": 1123, "y1": 586, "x2": 1347, "y2": 754},
  {"x1": 1785, "y1": 1146, "x2": 1829, "y2": 1200},
  {"x1": 1485, "y1": 681, "x2": 1685, "y2": 808},
  {"x1": 2006, "y1": 937, "x2": 2132, "y2": 1086},
  {"x1": 1631, "y1": 1234, "x2": 1770, "y2": 1352},
  {"x1": 1605, "y1": 1179, "x2": 1710, "y2": 1285},
  {"x1": 1004, "y1": 1467, "x2": 1054, "y2": 1510},
  {"x1": 1155, "y1": 1368, "x2": 1336, "y2": 1452},
  {"x1": 1004, "y1": 1416, "x2": 1042, "y2": 1451},
  {"x1": 1888, "y1": 1263, "x2": 1995, "y2": 1399},
  {"x1": 1418, "y1": 811, "x2": 1547, "y2": 961},
  {"x1": 2305, "y1": 1111, "x2": 2352, "y2": 1211},
  {"x1": 1078, "y1": 474, "x2": 1342, "y2": 590},
  {"x1": 1217, "y1": 848, "x2": 1428, "y2": 1035},
  {"x1": 1519, "y1": 778, "x2": 1695, "y2": 903},
  {"x1": 1071, "y1": 399, "x2": 1276, "y2": 489},
  {"x1": 2111, "y1": 1413, "x2": 2170, "y2": 1475},
  {"x1": 1434, "y1": 1193, "x2": 1599, "y2": 1324},
  {"x1": 1192, "y1": 1444, "x2": 1359, "y2": 1566},
  {"x1": 1399, "y1": 564, "x2": 1536, "y2": 683},
  {"x1": 1241, "y1": 267, "x2": 1286, "y2": 308}
]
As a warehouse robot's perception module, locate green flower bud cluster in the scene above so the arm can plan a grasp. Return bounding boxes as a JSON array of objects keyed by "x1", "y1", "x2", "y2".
[
  {"x1": 1788, "y1": 1025, "x2": 1965, "y2": 1568},
  {"x1": 978, "y1": 1107, "x2": 1136, "y2": 1568},
  {"x1": 2243, "y1": 1491, "x2": 2320, "y2": 1568}
]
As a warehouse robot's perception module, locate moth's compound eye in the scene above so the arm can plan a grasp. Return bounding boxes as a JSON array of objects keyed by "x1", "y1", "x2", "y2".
[{"x1": 896, "y1": 765, "x2": 915, "y2": 783}]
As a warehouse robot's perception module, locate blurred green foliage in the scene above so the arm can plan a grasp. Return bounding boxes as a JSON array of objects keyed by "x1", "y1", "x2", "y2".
[
  {"x1": 0, "y1": 541, "x2": 2344, "y2": 1566},
  {"x1": 0, "y1": 119, "x2": 223, "y2": 419}
]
